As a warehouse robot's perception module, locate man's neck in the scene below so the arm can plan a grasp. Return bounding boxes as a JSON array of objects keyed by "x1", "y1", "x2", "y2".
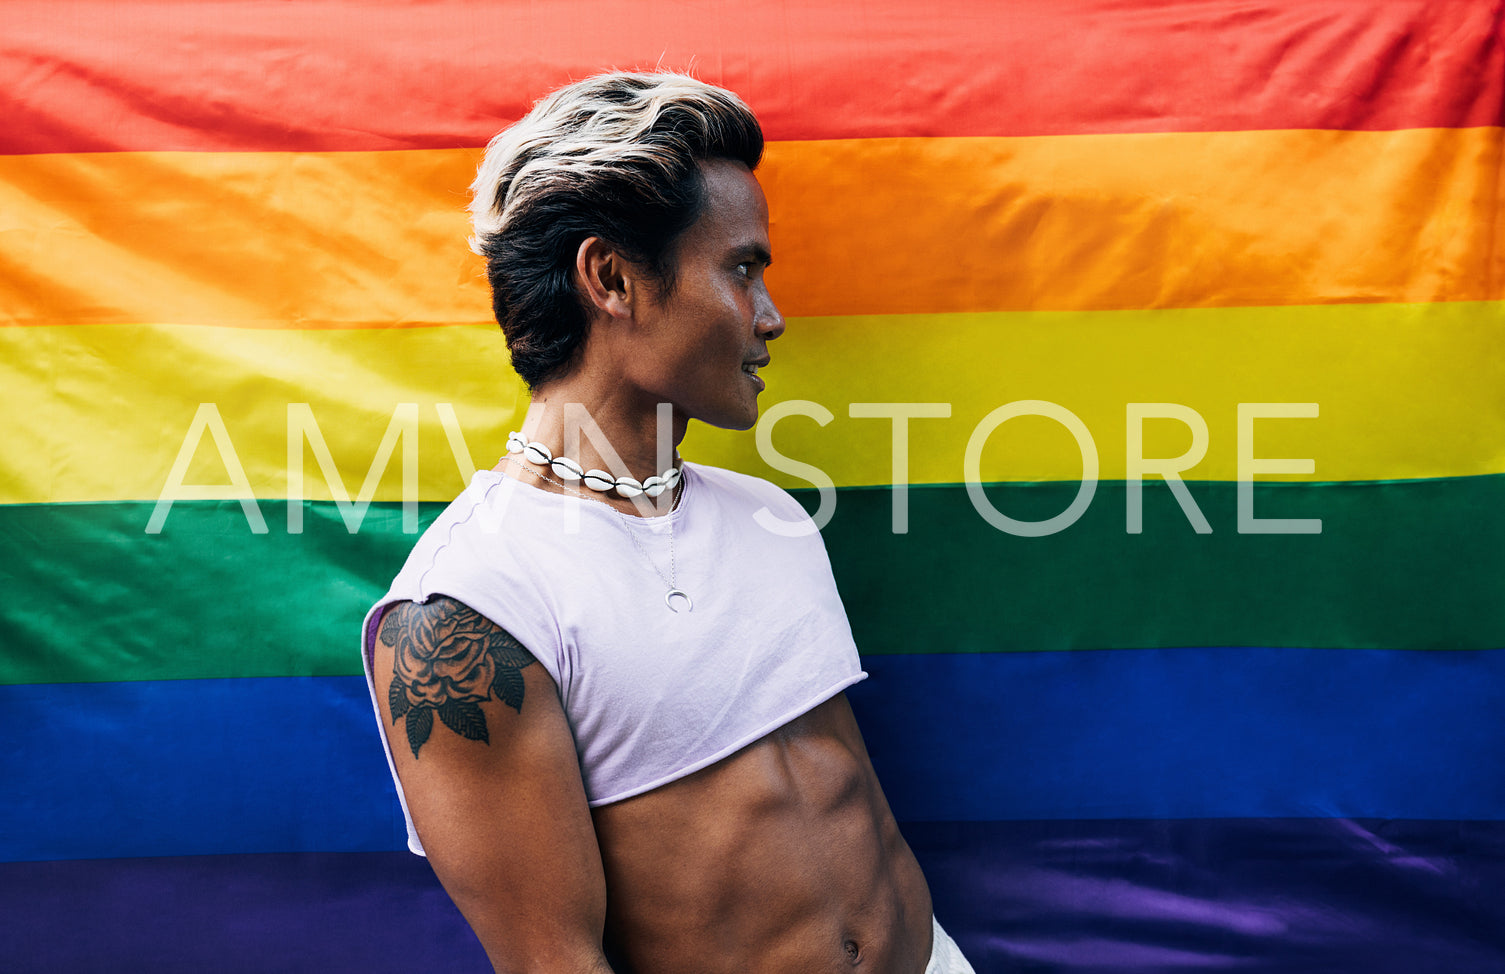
[{"x1": 510, "y1": 377, "x2": 685, "y2": 490}]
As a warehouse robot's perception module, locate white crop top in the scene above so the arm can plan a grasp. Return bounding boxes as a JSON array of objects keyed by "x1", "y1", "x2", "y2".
[{"x1": 360, "y1": 462, "x2": 867, "y2": 855}]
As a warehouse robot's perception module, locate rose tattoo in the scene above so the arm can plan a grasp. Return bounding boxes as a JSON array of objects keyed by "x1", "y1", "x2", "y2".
[{"x1": 381, "y1": 598, "x2": 536, "y2": 758}]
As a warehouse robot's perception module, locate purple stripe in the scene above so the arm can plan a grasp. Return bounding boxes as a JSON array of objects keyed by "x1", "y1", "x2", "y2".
[
  {"x1": 7, "y1": 821, "x2": 1504, "y2": 973},
  {"x1": 4, "y1": 852, "x2": 487, "y2": 974},
  {"x1": 909, "y1": 820, "x2": 1505, "y2": 971}
]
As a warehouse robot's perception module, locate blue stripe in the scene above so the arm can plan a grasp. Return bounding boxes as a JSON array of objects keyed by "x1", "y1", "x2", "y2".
[
  {"x1": 853, "y1": 649, "x2": 1505, "y2": 821},
  {"x1": 5, "y1": 647, "x2": 1505, "y2": 861},
  {"x1": 2, "y1": 676, "x2": 405, "y2": 861}
]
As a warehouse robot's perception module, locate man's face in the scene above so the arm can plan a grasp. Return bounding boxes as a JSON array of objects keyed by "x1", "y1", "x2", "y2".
[{"x1": 626, "y1": 158, "x2": 784, "y2": 432}]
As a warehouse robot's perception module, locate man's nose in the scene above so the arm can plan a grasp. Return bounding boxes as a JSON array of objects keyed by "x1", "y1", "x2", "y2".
[{"x1": 756, "y1": 285, "x2": 786, "y2": 341}]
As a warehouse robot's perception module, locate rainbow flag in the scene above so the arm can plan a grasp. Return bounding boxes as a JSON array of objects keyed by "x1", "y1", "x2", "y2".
[{"x1": 3, "y1": 2, "x2": 1501, "y2": 969}]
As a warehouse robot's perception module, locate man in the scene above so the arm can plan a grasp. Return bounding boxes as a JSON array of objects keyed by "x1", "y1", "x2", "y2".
[{"x1": 360, "y1": 71, "x2": 976, "y2": 974}]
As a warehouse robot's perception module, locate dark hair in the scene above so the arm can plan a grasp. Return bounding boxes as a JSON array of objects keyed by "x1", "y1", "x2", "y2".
[{"x1": 468, "y1": 72, "x2": 764, "y2": 388}]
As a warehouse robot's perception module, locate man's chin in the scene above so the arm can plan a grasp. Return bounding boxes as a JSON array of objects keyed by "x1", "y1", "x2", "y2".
[
  {"x1": 694, "y1": 406, "x2": 760, "y2": 433},
  {"x1": 703, "y1": 416, "x2": 758, "y2": 433}
]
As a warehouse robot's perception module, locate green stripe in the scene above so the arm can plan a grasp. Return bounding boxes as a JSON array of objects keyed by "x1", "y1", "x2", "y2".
[
  {"x1": 4, "y1": 501, "x2": 419, "y2": 686},
  {"x1": 821, "y1": 476, "x2": 1504, "y2": 656},
  {"x1": 3, "y1": 475, "x2": 1501, "y2": 685}
]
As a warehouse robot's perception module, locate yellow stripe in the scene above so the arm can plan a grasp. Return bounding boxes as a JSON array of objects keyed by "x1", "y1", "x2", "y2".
[
  {"x1": 1, "y1": 323, "x2": 524, "y2": 505},
  {"x1": 2, "y1": 128, "x2": 1499, "y2": 329},
  {"x1": 687, "y1": 300, "x2": 1505, "y2": 487},
  {"x1": 5, "y1": 302, "x2": 1500, "y2": 504}
]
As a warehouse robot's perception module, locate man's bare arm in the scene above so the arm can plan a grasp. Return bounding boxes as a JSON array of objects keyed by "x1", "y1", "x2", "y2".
[{"x1": 374, "y1": 597, "x2": 613, "y2": 974}]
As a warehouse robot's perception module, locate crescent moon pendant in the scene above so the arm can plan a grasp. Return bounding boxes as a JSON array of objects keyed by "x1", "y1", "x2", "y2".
[{"x1": 664, "y1": 589, "x2": 693, "y2": 613}]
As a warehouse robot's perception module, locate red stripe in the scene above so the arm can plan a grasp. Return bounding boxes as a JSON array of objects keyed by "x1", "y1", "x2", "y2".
[{"x1": 4, "y1": 0, "x2": 1501, "y2": 154}]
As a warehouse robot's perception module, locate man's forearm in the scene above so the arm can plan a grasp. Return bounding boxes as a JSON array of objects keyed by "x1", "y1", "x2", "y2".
[{"x1": 475, "y1": 941, "x2": 615, "y2": 974}]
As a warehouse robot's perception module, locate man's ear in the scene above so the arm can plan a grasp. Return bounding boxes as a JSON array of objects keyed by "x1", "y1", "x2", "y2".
[{"x1": 575, "y1": 236, "x2": 639, "y2": 321}]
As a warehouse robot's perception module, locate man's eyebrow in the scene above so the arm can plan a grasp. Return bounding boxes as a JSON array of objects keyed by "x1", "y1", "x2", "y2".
[{"x1": 728, "y1": 243, "x2": 773, "y2": 265}]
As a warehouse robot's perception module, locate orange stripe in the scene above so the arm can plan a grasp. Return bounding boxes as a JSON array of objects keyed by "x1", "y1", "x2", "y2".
[
  {"x1": 762, "y1": 128, "x2": 1504, "y2": 316},
  {"x1": 2, "y1": 128, "x2": 1499, "y2": 329},
  {"x1": 0, "y1": 148, "x2": 485, "y2": 329}
]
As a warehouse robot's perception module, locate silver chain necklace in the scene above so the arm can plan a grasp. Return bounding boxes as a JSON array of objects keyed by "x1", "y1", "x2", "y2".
[{"x1": 505, "y1": 455, "x2": 692, "y2": 613}]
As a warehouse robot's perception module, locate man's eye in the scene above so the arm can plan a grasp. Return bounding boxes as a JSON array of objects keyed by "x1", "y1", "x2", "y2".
[{"x1": 735, "y1": 263, "x2": 751, "y2": 277}]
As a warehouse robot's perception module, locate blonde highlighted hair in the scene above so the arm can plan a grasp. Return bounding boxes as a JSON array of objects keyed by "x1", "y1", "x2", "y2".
[{"x1": 469, "y1": 71, "x2": 763, "y2": 387}]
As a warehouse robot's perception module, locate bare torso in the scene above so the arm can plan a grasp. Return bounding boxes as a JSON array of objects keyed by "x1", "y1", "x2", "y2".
[{"x1": 592, "y1": 694, "x2": 934, "y2": 974}]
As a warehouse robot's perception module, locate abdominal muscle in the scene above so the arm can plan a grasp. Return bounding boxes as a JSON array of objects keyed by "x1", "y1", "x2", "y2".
[{"x1": 589, "y1": 694, "x2": 934, "y2": 974}]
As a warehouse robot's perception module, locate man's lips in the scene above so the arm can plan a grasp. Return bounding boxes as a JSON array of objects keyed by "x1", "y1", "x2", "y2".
[{"x1": 742, "y1": 358, "x2": 769, "y2": 388}]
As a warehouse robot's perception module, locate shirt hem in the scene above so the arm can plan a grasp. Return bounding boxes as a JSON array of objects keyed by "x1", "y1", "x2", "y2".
[{"x1": 585, "y1": 670, "x2": 870, "y2": 808}]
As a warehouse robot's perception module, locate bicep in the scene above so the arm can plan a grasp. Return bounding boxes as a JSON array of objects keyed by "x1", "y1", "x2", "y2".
[{"x1": 373, "y1": 597, "x2": 608, "y2": 971}]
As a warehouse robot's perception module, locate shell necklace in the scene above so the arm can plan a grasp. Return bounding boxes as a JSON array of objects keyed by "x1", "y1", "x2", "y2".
[
  {"x1": 504, "y1": 436, "x2": 691, "y2": 613},
  {"x1": 506, "y1": 432, "x2": 680, "y2": 498}
]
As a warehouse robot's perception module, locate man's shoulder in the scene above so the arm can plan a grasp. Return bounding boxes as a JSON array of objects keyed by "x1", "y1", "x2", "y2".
[
  {"x1": 686, "y1": 461, "x2": 799, "y2": 509},
  {"x1": 414, "y1": 468, "x2": 543, "y2": 547},
  {"x1": 366, "y1": 470, "x2": 561, "y2": 679},
  {"x1": 379, "y1": 470, "x2": 538, "y2": 600},
  {"x1": 685, "y1": 461, "x2": 822, "y2": 541}
]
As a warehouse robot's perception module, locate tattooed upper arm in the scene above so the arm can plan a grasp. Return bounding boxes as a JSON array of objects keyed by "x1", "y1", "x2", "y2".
[
  {"x1": 379, "y1": 597, "x2": 537, "y2": 759},
  {"x1": 371, "y1": 598, "x2": 607, "y2": 970}
]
